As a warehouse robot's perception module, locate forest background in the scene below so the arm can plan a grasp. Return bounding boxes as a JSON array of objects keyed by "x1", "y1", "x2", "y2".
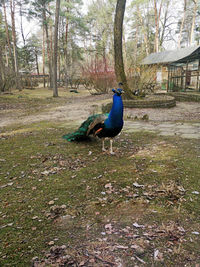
[{"x1": 0, "y1": 0, "x2": 199, "y2": 95}]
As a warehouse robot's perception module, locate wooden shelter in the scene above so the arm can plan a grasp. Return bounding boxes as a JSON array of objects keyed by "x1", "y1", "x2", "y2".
[{"x1": 142, "y1": 46, "x2": 200, "y2": 92}]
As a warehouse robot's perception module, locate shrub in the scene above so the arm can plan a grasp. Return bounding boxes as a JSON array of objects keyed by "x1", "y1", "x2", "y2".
[
  {"x1": 127, "y1": 65, "x2": 160, "y2": 96},
  {"x1": 81, "y1": 59, "x2": 116, "y2": 94},
  {"x1": 0, "y1": 68, "x2": 16, "y2": 92}
]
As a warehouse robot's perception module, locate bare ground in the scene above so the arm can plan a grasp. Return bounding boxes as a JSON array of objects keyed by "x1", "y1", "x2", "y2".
[
  {"x1": 0, "y1": 93, "x2": 200, "y2": 129},
  {"x1": 0, "y1": 94, "x2": 109, "y2": 128}
]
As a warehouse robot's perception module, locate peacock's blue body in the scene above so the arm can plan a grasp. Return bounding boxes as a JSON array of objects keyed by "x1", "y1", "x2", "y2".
[{"x1": 62, "y1": 87, "x2": 124, "y2": 153}]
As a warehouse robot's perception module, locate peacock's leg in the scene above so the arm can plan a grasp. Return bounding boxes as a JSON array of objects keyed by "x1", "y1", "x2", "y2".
[
  {"x1": 109, "y1": 139, "x2": 115, "y2": 155},
  {"x1": 102, "y1": 139, "x2": 106, "y2": 152}
]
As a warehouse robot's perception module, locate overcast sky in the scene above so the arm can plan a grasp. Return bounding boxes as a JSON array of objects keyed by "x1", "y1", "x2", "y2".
[{"x1": 13, "y1": 0, "x2": 188, "y2": 50}]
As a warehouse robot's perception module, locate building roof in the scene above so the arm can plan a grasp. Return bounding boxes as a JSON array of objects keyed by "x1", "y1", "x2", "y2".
[{"x1": 142, "y1": 46, "x2": 200, "y2": 65}]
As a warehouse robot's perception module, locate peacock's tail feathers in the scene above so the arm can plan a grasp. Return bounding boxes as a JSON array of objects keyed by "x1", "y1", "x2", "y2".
[
  {"x1": 62, "y1": 114, "x2": 106, "y2": 142},
  {"x1": 86, "y1": 114, "x2": 107, "y2": 135},
  {"x1": 62, "y1": 130, "x2": 89, "y2": 141}
]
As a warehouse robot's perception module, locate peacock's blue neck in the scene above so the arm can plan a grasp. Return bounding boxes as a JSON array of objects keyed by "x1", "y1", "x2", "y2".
[{"x1": 104, "y1": 94, "x2": 123, "y2": 128}]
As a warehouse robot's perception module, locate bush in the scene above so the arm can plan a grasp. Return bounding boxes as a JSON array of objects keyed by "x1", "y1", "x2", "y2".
[
  {"x1": 22, "y1": 76, "x2": 39, "y2": 89},
  {"x1": 127, "y1": 65, "x2": 160, "y2": 96},
  {"x1": 81, "y1": 59, "x2": 116, "y2": 94},
  {"x1": 0, "y1": 68, "x2": 16, "y2": 92}
]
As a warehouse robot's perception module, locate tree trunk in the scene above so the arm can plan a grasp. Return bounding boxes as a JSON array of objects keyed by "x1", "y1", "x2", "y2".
[
  {"x1": 122, "y1": 32, "x2": 127, "y2": 72},
  {"x1": 114, "y1": 0, "x2": 133, "y2": 98},
  {"x1": 49, "y1": 3, "x2": 54, "y2": 81},
  {"x1": 3, "y1": 0, "x2": 15, "y2": 71},
  {"x1": 178, "y1": 0, "x2": 187, "y2": 48},
  {"x1": 154, "y1": 0, "x2": 158, "y2": 52},
  {"x1": 19, "y1": 0, "x2": 26, "y2": 46},
  {"x1": 5, "y1": 49, "x2": 9, "y2": 67},
  {"x1": 64, "y1": 0, "x2": 70, "y2": 87},
  {"x1": 58, "y1": 38, "x2": 61, "y2": 85},
  {"x1": 42, "y1": 25, "x2": 46, "y2": 88},
  {"x1": 0, "y1": 47, "x2": 6, "y2": 92},
  {"x1": 103, "y1": 47, "x2": 107, "y2": 72},
  {"x1": 160, "y1": 0, "x2": 170, "y2": 47},
  {"x1": 43, "y1": 8, "x2": 53, "y2": 88},
  {"x1": 154, "y1": 0, "x2": 163, "y2": 53},
  {"x1": 35, "y1": 49, "x2": 40, "y2": 75},
  {"x1": 137, "y1": 7, "x2": 149, "y2": 55},
  {"x1": 189, "y1": 0, "x2": 197, "y2": 45},
  {"x1": 52, "y1": 0, "x2": 61, "y2": 97},
  {"x1": 10, "y1": 0, "x2": 21, "y2": 90}
]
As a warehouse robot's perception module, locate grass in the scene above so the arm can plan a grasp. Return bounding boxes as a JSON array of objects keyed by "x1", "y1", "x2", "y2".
[
  {"x1": 0, "y1": 123, "x2": 200, "y2": 266},
  {"x1": 0, "y1": 88, "x2": 200, "y2": 266},
  {"x1": 0, "y1": 87, "x2": 90, "y2": 118},
  {"x1": 0, "y1": 87, "x2": 90, "y2": 99}
]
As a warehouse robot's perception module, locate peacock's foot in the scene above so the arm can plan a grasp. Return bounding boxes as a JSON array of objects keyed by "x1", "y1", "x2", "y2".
[
  {"x1": 110, "y1": 151, "x2": 115, "y2": 155},
  {"x1": 102, "y1": 147, "x2": 107, "y2": 152}
]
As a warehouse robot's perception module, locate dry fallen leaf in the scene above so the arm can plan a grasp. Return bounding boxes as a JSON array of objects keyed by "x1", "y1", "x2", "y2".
[
  {"x1": 133, "y1": 222, "x2": 145, "y2": 228},
  {"x1": 154, "y1": 249, "x2": 164, "y2": 262},
  {"x1": 192, "y1": 231, "x2": 199, "y2": 235},
  {"x1": 133, "y1": 182, "x2": 145, "y2": 188},
  {"x1": 115, "y1": 245, "x2": 129, "y2": 249},
  {"x1": 79, "y1": 261, "x2": 85, "y2": 266}
]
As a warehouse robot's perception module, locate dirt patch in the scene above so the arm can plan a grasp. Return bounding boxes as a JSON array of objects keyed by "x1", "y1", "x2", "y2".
[
  {"x1": 0, "y1": 94, "x2": 110, "y2": 128},
  {"x1": 1, "y1": 93, "x2": 200, "y2": 130}
]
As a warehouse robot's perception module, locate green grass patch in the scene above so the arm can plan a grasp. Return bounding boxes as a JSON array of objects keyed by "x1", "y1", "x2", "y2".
[
  {"x1": 0, "y1": 123, "x2": 200, "y2": 266},
  {"x1": 0, "y1": 87, "x2": 91, "y2": 123}
]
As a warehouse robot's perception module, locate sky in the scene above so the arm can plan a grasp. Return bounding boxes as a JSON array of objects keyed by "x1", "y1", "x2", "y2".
[
  {"x1": 14, "y1": 0, "x2": 90, "y2": 46},
  {"x1": 13, "y1": 0, "x2": 190, "y2": 51}
]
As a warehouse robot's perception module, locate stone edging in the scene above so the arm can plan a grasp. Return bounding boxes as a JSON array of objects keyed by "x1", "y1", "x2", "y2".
[
  {"x1": 102, "y1": 95, "x2": 176, "y2": 112},
  {"x1": 168, "y1": 92, "x2": 200, "y2": 102}
]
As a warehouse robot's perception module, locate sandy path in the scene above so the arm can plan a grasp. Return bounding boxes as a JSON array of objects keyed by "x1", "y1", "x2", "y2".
[
  {"x1": 0, "y1": 94, "x2": 200, "y2": 129},
  {"x1": 0, "y1": 94, "x2": 109, "y2": 128}
]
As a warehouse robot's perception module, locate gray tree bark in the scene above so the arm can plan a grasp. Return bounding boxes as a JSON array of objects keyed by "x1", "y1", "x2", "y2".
[
  {"x1": 178, "y1": 0, "x2": 187, "y2": 48},
  {"x1": 52, "y1": 0, "x2": 61, "y2": 97},
  {"x1": 43, "y1": 7, "x2": 53, "y2": 88},
  {"x1": 2, "y1": 0, "x2": 15, "y2": 71},
  {"x1": 10, "y1": 0, "x2": 21, "y2": 90}
]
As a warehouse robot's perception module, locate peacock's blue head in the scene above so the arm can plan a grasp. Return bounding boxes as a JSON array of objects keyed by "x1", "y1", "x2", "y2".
[{"x1": 112, "y1": 88, "x2": 123, "y2": 96}]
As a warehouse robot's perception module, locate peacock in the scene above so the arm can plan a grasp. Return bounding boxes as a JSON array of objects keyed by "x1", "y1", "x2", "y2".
[{"x1": 62, "y1": 86, "x2": 124, "y2": 154}]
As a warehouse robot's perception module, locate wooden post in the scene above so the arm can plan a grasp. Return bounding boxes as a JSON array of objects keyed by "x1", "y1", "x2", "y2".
[
  {"x1": 197, "y1": 59, "x2": 200, "y2": 92},
  {"x1": 167, "y1": 65, "x2": 170, "y2": 92},
  {"x1": 172, "y1": 66, "x2": 174, "y2": 91},
  {"x1": 185, "y1": 61, "x2": 189, "y2": 91},
  {"x1": 181, "y1": 67, "x2": 184, "y2": 89}
]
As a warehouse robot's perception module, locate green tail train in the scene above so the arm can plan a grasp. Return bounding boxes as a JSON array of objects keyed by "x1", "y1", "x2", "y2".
[{"x1": 62, "y1": 114, "x2": 101, "y2": 141}]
